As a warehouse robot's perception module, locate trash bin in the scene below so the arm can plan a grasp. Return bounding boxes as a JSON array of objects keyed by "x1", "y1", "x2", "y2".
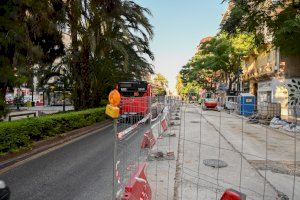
[
  {"x1": 31, "y1": 101, "x2": 35, "y2": 107},
  {"x1": 237, "y1": 93, "x2": 256, "y2": 116}
]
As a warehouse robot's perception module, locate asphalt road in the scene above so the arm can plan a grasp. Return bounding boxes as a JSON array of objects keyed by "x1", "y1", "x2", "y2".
[{"x1": 0, "y1": 122, "x2": 142, "y2": 200}]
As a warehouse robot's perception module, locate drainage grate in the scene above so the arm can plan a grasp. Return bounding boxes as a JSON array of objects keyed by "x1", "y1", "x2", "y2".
[
  {"x1": 191, "y1": 121, "x2": 200, "y2": 123},
  {"x1": 203, "y1": 159, "x2": 228, "y2": 168}
]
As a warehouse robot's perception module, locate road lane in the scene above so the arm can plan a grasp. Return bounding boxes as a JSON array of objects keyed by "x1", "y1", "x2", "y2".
[{"x1": 0, "y1": 124, "x2": 114, "y2": 200}]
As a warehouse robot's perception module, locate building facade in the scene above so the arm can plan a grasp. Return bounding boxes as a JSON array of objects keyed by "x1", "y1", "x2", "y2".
[{"x1": 242, "y1": 47, "x2": 300, "y2": 117}]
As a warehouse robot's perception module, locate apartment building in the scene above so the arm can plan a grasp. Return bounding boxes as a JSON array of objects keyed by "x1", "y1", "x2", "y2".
[
  {"x1": 223, "y1": 0, "x2": 300, "y2": 117},
  {"x1": 242, "y1": 46, "x2": 300, "y2": 116}
]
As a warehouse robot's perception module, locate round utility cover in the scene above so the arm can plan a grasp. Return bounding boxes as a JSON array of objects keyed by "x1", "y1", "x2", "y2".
[{"x1": 203, "y1": 159, "x2": 228, "y2": 168}]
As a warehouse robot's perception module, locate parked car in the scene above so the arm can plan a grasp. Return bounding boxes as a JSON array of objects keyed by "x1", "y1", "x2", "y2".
[
  {"x1": 202, "y1": 98, "x2": 218, "y2": 110},
  {"x1": 0, "y1": 180, "x2": 10, "y2": 200}
]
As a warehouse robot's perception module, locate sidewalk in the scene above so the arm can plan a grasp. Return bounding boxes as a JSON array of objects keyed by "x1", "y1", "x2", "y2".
[
  {"x1": 147, "y1": 113, "x2": 179, "y2": 200},
  {"x1": 147, "y1": 104, "x2": 279, "y2": 200},
  {"x1": 4, "y1": 106, "x2": 74, "y2": 121},
  {"x1": 202, "y1": 108, "x2": 300, "y2": 199}
]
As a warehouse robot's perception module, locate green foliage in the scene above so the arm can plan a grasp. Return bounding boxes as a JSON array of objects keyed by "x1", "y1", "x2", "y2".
[
  {"x1": 0, "y1": 98, "x2": 9, "y2": 121},
  {"x1": 152, "y1": 73, "x2": 168, "y2": 95},
  {"x1": 273, "y1": 7, "x2": 300, "y2": 55},
  {"x1": 99, "y1": 99, "x2": 109, "y2": 107},
  {"x1": 0, "y1": 0, "x2": 65, "y2": 118},
  {"x1": 181, "y1": 82, "x2": 201, "y2": 98},
  {"x1": 221, "y1": 0, "x2": 300, "y2": 55},
  {"x1": 0, "y1": 108, "x2": 106, "y2": 154},
  {"x1": 65, "y1": 0, "x2": 154, "y2": 110},
  {"x1": 221, "y1": 0, "x2": 249, "y2": 35},
  {"x1": 176, "y1": 74, "x2": 184, "y2": 96},
  {"x1": 0, "y1": 0, "x2": 154, "y2": 115},
  {"x1": 182, "y1": 32, "x2": 256, "y2": 92}
]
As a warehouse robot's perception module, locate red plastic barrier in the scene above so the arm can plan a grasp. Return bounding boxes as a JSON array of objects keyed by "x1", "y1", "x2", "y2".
[
  {"x1": 141, "y1": 130, "x2": 156, "y2": 149},
  {"x1": 120, "y1": 163, "x2": 151, "y2": 200},
  {"x1": 220, "y1": 189, "x2": 246, "y2": 200},
  {"x1": 161, "y1": 118, "x2": 168, "y2": 132}
]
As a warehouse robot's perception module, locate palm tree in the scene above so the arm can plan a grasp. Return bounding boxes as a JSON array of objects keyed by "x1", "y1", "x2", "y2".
[
  {"x1": 65, "y1": 0, "x2": 154, "y2": 110},
  {"x1": 0, "y1": 0, "x2": 65, "y2": 117}
]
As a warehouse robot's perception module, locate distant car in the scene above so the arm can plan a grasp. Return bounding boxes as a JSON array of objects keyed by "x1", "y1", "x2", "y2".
[
  {"x1": 202, "y1": 98, "x2": 218, "y2": 110},
  {"x1": 0, "y1": 180, "x2": 10, "y2": 200},
  {"x1": 5, "y1": 94, "x2": 14, "y2": 105}
]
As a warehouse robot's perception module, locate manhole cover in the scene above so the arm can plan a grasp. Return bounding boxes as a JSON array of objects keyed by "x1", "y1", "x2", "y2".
[{"x1": 203, "y1": 159, "x2": 228, "y2": 168}]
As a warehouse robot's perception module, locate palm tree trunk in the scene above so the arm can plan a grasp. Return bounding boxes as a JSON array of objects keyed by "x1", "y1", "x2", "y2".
[
  {"x1": 67, "y1": 0, "x2": 82, "y2": 110},
  {"x1": 81, "y1": 41, "x2": 91, "y2": 108}
]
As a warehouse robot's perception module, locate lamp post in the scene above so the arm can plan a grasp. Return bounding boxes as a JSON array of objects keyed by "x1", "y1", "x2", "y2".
[
  {"x1": 16, "y1": 88, "x2": 21, "y2": 110},
  {"x1": 57, "y1": 81, "x2": 65, "y2": 112},
  {"x1": 60, "y1": 68, "x2": 68, "y2": 112},
  {"x1": 43, "y1": 84, "x2": 49, "y2": 106}
]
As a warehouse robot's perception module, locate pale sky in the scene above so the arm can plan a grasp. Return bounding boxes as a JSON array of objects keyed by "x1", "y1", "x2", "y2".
[{"x1": 134, "y1": 0, "x2": 228, "y2": 91}]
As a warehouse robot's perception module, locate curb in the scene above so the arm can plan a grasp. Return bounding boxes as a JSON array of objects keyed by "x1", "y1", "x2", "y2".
[{"x1": 0, "y1": 120, "x2": 112, "y2": 171}]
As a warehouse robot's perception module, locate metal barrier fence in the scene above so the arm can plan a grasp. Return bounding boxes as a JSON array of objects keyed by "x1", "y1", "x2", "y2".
[
  {"x1": 112, "y1": 96, "x2": 182, "y2": 199},
  {"x1": 112, "y1": 97, "x2": 299, "y2": 200},
  {"x1": 112, "y1": 96, "x2": 152, "y2": 199},
  {"x1": 177, "y1": 101, "x2": 299, "y2": 200}
]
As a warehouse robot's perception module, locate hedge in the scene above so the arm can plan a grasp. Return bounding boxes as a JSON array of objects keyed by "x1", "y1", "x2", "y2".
[{"x1": 0, "y1": 108, "x2": 106, "y2": 154}]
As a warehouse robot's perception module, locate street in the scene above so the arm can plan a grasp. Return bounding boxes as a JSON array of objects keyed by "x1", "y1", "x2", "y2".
[
  {"x1": 0, "y1": 103, "x2": 299, "y2": 199},
  {"x1": 0, "y1": 124, "x2": 114, "y2": 200},
  {"x1": 1, "y1": 0, "x2": 300, "y2": 199}
]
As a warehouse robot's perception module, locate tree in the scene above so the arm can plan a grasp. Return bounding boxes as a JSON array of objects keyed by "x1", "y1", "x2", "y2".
[
  {"x1": 0, "y1": 0, "x2": 154, "y2": 115},
  {"x1": 64, "y1": 0, "x2": 154, "y2": 110},
  {"x1": 176, "y1": 74, "x2": 184, "y2": 96},
  {"x1": 0, "y1": 0, "x2": 65, "y2": 118},
  {"x1": 181, "y1": 81, "x2": 201, "y2": 100},
  {"x1": 153, "y1": 73, "x2": 168, "y2": 95},
  {"x1": 221, "y1": 0, "x2": 300, "y2": 55},
  {"x1": 180, "y1": 63, "x2": 217, "y2": 92},
  {"x1": 189, "y1": 33, "x2": 255, "y2": 92}
]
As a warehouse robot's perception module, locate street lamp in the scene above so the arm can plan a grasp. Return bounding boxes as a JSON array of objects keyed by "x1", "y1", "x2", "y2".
[
  {"x1": 43, "y1": 84, "x2": 49, "y2": 106},
  {"x1": 57, "y1": 80, "x2": 65, "y2": 112},
  {"x1": 16, "y1": 88, "x2": 21, "y2": 110}
]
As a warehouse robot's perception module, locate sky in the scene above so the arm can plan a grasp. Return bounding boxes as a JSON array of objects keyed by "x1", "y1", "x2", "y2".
[{"x1": 134, "y1": 0, "x2": 228, "y2": 92}]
